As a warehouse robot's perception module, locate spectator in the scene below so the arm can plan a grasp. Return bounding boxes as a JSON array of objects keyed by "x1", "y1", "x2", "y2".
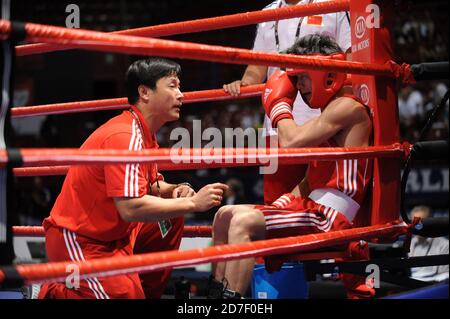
[{"x1": 409, "y1": 205, "x2": 449, "y2": 283}]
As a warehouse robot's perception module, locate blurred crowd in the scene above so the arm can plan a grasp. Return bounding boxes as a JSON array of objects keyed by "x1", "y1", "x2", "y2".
[
  {"x1": 398, "y1": 82, "x2": 449, "y2": 142},
  {"x1": 394, "y1": 8, "x2": 448, "y2": 64}
]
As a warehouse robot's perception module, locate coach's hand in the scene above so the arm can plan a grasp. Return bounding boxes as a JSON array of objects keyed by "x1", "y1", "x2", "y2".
[
  {"x1": 191, "y1": 183, "x2": 229, "y2": 211},
  {"x1": 173, "y1": 183, "x2": 196, "y2": 198}
]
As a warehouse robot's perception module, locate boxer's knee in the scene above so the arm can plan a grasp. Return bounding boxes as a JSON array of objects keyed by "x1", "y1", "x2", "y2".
[
  {"x1": 213, "y1": 205, "x2": 241, "y2": 229},
  {"x1": 228, "y1": 209, "x2": 265, "y2": 242}
]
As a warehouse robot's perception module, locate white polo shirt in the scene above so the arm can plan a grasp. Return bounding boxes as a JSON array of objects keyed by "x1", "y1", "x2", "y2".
[{"x1": 253, "y1": 0, "x2": 352, "y2": 135}]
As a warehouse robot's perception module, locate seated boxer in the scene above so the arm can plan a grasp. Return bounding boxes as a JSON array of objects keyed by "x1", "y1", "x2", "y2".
[{"x1": 209, "y1": 34, "x2": 373, "y2": 299}]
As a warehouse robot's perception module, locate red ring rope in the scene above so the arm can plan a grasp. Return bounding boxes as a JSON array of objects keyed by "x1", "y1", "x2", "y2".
[
  {"x1": 0, "y1": 20, "x2": 396, "y2": 77},
  {"x1": 1, "y1": 144, "x2": 409, "y2": 169},
  {"x1": 11, "y1": 84, "x2": 265, "y2": 118},
  {"x1": 13, "y1": 166, "x2": 70, "y2": 177},
  {"x1": 11, "y1": 160, "x2": 248, "y2": 177},
  {"x1": 12, "y1": 225, "x2": 212, "y2": 238},
  {"x1": 1, "y1": 221, "x2": 408, "y2": 285},
  {"x1": 16, "y1": 0, "x2": 350, "y2": 56}
]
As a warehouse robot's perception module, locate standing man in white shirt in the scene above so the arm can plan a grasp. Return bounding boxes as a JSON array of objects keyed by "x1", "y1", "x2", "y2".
[
  {"x1": 223, "y1": 0, "x2": 352, "y2": 204},
  {"x1": 409, "y1": 206, "x2": 449, "y2": 283}
]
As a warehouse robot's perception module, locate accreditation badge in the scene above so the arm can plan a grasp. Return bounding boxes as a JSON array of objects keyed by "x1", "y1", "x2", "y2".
[{"x1": 158, "y1": 219, "x2": 172, "y2": 238}]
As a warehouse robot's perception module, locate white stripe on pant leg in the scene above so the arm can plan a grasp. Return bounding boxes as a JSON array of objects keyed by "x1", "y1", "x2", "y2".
[
  {"x1": 70, "y1": 231, "x2": 110, "y2": 299},
  {"x1": 66, "y1": 230, "x2": 105, "y2": 299},
  {"x1": 71, "y1": 232, "x2": 110, "y2": 299},
  {"x1": 63, "y1": 229, "x2": 101, "y2": 299},
  {"x1": 264, "y1": 212, "x2": 329, "y2": 223},
  {"x1": 267, "y1": 222, "x2": 327, "y2": 230},
  {"x1": 343, "y1": 160, "x2": 348, "y2": 194},
  {"x1": 261, "y1": 209, "x2": 292, "y2": 213},
  {"x1": 265, "y1": 212, "x2": 333, "y2": 230},
  {"x1": 265, "y1": 217, "x2": 330, "y2": 226},
  {"x1": 319, "y1": 207, "x2": 332, "y2": 231},
  {"x1": 264, "y1": 206, "x2": 334, "y2": 231},
  {"x1": 264, "y1": 212, "x2": 327, "y2": 220},
  {"x1": 324, "y1": 209, "x2": 338, "y2": 232},
  {"x1": 321, "y1": 208, "x2": 337, "y2": 232},
  {"x1": 318, "y1": 207, "x2": 334, "y2": 232}
]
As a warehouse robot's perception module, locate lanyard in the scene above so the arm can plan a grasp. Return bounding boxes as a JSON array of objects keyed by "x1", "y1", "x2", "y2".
[{"x1": 274, "y1": 0, "x2": 314, "y2": 52}]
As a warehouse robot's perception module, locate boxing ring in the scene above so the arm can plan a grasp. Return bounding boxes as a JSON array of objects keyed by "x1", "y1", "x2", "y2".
[{"x1": 0, "y1": 0, "x2": 448, "y2": 298}]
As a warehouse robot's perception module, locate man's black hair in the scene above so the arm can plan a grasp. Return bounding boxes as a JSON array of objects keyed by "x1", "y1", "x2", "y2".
[
  {"x1": 285, "y1": 33, "x2": 343, "y2": 55},
  {"x1": 126, "y1": 58, "x2": 181, "y2": 105}
]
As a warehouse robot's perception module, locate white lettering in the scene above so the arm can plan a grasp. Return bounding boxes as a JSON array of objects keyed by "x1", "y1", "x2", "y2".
[
  {"x1": 422, "y1": 169, "x2": 443, "y2": 192},
  {"x1": 65, "y1": 4, "x2": 80, "y2": 28},
  {"x1": 169, "y1": 128, "x2": 190, "y2": 164},
  {"x1": 406, "y1": 168, "x2": 448, "y2": 193},
  {"x1": 65, "y1": 264, "x2": 80, "y2": 289},
  {"x1": 366, "y1": 264, "x2": 380, "y2": 289},
  {"x1": 168, "y1": 121, "x2": 279, "y2": 174},
  {"x1": 202, "y1": 127, "x2": 223, "y2": 164},
  {"x1": 177, "y1": 303, "x2": 211, "y2": 316},
  {"x1": 366, "y1": 4, "x2": 381, "y2": 29}
]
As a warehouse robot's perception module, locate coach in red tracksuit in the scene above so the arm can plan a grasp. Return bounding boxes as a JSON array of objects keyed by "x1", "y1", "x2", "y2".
[{"x1": 39, "y1": 58, "x2": 228, "y2": 299}]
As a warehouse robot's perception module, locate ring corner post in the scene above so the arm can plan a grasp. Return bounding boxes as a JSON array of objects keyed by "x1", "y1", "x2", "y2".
[{"x1": 349, "y1": 0, "x2": 401, "y2": 225}]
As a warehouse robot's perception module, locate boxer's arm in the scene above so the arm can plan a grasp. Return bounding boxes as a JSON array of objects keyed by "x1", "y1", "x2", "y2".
[{"x1": 277, "y1": 97, "x2": 360, "y2": 148}]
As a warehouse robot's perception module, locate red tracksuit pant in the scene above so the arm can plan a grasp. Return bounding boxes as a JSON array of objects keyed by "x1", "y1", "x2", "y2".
[{"x1": 38, "y1": 217, "x2": 184, "y2": 299}]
